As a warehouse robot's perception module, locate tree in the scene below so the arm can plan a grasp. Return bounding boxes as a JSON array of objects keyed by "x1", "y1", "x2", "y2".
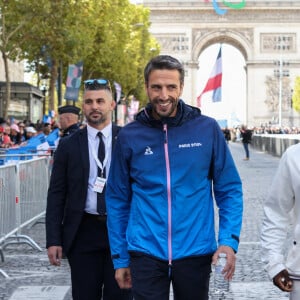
[
  {"x1": 124, "y1": 7, "x2": 160, "y2": 105},
  {"x1": 292, "y1": 76, "x2": 300, "y2": 112},
  {"x1": 265, "y1": 75, "x2": 292, "y2": 112},
  {"x1": 0, "y1": 0, "x2": 34, "y2": 119},
  {"x1": 18, "y1": 0, "x2": 96, "y2": 112},
  {"x1": 1, "y1": 0, "x2": 160, "y2": 119},
  {"x1": 21, "y1": 0, "x2": 159, "y2": 111},
  {"x1": 82, "y1": 0, "x2": 159, "y2": 107}
]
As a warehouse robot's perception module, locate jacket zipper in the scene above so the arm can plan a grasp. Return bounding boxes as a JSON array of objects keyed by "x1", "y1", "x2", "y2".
[{"x1": 163, "y1": 123, "x2": 172, "y2": 277}]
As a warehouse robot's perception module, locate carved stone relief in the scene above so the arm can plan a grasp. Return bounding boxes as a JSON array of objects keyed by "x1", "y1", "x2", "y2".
[
  {"x1": 155, "y1": 34, "x2": 189, "y2": 54},
  {"x1": 260, "y1": 33, "x2": 297, "y2": 53}
]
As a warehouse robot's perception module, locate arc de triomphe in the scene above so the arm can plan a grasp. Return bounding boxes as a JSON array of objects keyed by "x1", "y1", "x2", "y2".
[{"x1": 144, "y1": 0, "x2": 300, "y2": 127}]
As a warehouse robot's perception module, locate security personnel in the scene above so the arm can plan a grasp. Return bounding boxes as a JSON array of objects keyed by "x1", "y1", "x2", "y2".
[{"x1": 58, "y1": 105, "x2": 81, "y2": 138}]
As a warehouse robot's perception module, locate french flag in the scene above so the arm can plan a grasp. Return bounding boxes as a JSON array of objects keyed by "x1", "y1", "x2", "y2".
[{"x1": 197, "y1": 46, "x2": 222, "y2": 107}]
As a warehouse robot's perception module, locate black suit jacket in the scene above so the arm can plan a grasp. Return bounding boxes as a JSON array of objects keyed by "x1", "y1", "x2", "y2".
[{"x1": 46, "y1": 124, "x2": 120, "y2": 254}]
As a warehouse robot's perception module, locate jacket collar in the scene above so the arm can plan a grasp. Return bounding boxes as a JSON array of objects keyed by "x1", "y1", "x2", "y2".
[{"x1": 136, "y1": 99, "x2": 201, "y2": 128}]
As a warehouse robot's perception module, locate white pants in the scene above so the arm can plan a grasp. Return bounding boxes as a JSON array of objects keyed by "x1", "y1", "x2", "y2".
[{"x1": 290, "y1": 280, "x2": 300, "y2": 300}]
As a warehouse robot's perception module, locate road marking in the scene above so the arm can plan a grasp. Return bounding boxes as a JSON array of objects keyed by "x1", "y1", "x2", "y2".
[{"x1": 9, "y1": 286, "x2": 70, "y2": 300}]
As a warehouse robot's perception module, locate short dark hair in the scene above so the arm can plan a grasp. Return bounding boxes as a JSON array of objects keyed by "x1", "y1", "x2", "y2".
[{"x1": 144, "y1": 55, "x2": 185, "y2": 86}]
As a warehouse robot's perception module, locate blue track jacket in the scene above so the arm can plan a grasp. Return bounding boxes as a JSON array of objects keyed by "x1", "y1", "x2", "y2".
[{"x1": 106, "y1": 100, "x2": 243, "y2": 269}]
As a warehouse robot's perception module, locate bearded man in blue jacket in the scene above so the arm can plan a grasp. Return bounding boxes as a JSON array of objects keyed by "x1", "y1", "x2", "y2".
[{"x1": 106, "y1": 55, "x2": 243, "y2": 300}]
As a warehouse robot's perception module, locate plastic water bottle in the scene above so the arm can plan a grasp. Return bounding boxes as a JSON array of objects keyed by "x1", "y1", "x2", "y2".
[{"x1": 213, "y1": 253, "x2": 229, "y2": 297}]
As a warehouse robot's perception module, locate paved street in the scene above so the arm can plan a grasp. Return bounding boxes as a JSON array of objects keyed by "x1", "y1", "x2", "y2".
[{"x1": 0, "y1": 141, "x2": 291, "y2": 299}]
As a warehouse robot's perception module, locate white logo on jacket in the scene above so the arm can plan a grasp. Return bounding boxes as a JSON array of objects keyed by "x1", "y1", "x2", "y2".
[
  {"x1": 144, "y1": 146, "x2": 153, "y2": 155},
  {"x1": 178, "y1": 142, "x2": 202, "y2": 148}
]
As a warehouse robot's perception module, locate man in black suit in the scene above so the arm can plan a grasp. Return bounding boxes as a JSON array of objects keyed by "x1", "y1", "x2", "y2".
[{"x1": 46, "y1": 79, "x2": 132, "y2": 300}]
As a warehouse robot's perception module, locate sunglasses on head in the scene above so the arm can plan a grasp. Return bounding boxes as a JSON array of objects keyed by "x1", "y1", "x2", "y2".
[{"x1": 84, "y1": 78, "x2": 111, "y2": 91}]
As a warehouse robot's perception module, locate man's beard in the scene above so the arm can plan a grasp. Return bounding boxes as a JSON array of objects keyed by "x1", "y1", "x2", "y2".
[
  {"x1": 151, "y1": 97, "x2": 178, "y2": 118},
  {"x1": 86, "y1": 113, "x2": 106, "y2": 125}
]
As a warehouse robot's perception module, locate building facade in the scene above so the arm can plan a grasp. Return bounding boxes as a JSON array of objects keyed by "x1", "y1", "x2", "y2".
[
  {"x1": 144, "y1": 0, "x2": 300, "y2": 127},
  {"x1": 0, "y1": 58, "x2": 43, "y2": 122},
  {"x1": 0, "y1": 59, "x2": 24, "y2": 82}
]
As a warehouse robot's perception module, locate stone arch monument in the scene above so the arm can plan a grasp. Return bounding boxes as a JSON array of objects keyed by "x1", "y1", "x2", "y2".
[{"x1": 143, "y1": 0, "x2": 300, "y2": 127}]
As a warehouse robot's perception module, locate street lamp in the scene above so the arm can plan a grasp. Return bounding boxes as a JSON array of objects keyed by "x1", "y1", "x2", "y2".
[
  {"x1": 41, "y1": 85, "x2": 47, "y2": 116},
  {"x1": 0, "y1": 87, "x2": 3, "y2": 118},
  {"x1": 274, "y1": 35, "x2": 290, "y2": 128}
]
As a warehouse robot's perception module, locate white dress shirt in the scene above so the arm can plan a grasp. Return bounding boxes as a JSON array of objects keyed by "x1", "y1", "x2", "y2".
[{"x1": 85, "y1": 123, "x2": 112, "y2": 214}]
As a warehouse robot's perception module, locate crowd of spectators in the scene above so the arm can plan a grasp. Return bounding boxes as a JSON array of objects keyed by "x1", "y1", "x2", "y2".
[
  {"x1": 0, "y1": 117, "x2": 60, "y2": 149},
  {"x1": 2, "y1": 115, "x2": 300, "y2": 149},
  {"x1": 252, "y1": 125, "x2": 300, "y2": 135},
  {"x1": 222, "y1": 124, "x2": 300, "y2": 143}
]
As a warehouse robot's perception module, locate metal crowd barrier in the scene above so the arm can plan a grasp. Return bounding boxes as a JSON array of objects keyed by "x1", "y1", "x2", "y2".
[
  {"x1": 0, "y1": 154, "x2": 52, "y2": 278},
  {"x1": 251, "y1": 134, "x2": 300, "y2": 157}
]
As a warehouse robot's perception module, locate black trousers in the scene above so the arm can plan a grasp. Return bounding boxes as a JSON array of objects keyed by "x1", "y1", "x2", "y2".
[
  {"x1": 67, "y1": 214, "x2": 132, "y2": 300},
  {"x1": 130, "y1": 252, "x2": 212, "y2": 300}
]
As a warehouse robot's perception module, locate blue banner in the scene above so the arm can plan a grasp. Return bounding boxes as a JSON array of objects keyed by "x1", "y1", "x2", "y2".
[
  {"x1": 64, "y1": 61, "x2": 83, "y2": 101},
  {"x1": 46, "y1": 128, "x2": 60, "y2": 147}
]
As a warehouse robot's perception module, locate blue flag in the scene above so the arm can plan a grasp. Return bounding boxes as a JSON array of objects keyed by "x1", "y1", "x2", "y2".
[
  {"x1": 24, "y1": 133, "x2": 46, "y2": 148},
  {"x1": 46, "y1": 128, "x2": 60, "y2": 147}
]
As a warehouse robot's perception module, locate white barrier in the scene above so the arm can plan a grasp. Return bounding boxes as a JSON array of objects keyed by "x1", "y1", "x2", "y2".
[{"x1": 0, "y1": 156, "x2": 52, "y2": 278}]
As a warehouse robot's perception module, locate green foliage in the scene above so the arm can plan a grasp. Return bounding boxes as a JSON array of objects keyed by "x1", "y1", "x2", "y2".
[
  {"x1": 0, "y1": 0, "x2": 160, "y2": 115},
  {"x1": 81, "y1": 0, "x2": 160, "y2": 106},
  {"x1": 0, "y1": 0, "x2": 36, "y2": 118},
  {"x1": 292, "y1": 76, "x2": 300, "y2": 112}
]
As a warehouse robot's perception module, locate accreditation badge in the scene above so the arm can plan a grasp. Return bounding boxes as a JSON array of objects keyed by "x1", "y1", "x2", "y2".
[{"x1": 93, "y1": 176, "x2": 106, "y2": 193}]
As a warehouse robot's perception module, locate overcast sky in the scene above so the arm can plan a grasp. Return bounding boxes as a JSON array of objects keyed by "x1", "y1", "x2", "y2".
[{"x1": 197, "y1": 43, "x2": 246, "y2": 126}]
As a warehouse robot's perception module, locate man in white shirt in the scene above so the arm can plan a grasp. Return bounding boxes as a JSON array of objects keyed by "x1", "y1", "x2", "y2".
[
  {"x1": 261, "y1": 143, "x2": 300, "y2": 300},
  {"x1": 46, "y1": 79, "x2": 132, "y2": 300}
]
